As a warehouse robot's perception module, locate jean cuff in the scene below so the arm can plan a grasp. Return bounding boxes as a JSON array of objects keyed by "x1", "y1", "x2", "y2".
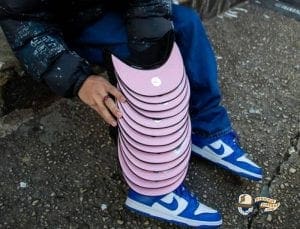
[{"x1": 192, "y1": 126, "x2": 232, "y2": 139}]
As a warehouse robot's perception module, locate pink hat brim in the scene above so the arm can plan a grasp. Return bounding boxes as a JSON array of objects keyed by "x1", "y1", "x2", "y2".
[
  {"x1": 118, "y1": 78, "x2": 189, "y2": 112},
  {"x1": 120, "y1": 137, "x2": 191, "y2": 171},
  {"x1": 119, "y1": 134, "x2": 191, "y2": 163},
  {"x1": 124, "y1": 82, "x2": 190, "y2": 119},
  {"x1": 118, "y1": 101, "x2": 189, "y2": 129},
  {"x1": 118, "y1": 73, "x2": 187, "y2": 104},
  {"x1": 118, "y1": 108, "x2": 188, "y2": 136},
  {"x1": 119, "y1": 144, "x2": 190, "y2": 181},
  {"x1": 118, "y1": 142, "x2": 188, "y2": 188},
  {"x1": 118, "y1": 117, "x2": 189, "y2": 146},
  {"x1": 112, "y1": 43, "x2": 184, "y2": 96},
  {"x1": 123, "y1": 168, "x2": 187, "y2": 196},
  {"x1": 118, "y1": 119, "x2": 191, "y2": 153}
]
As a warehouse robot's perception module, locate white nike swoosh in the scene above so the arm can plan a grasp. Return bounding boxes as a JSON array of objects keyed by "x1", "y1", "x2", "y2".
[
  {"x1": 208, "y1": 140, "x2": 234, "y2": 159},
  {"x1": 153, "y1": 192, "x2": 188, "y2": 215}
]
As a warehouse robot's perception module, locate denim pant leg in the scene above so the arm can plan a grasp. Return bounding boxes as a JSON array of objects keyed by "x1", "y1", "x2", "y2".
[
  {"x1": 172, "y1": 5, "x2": 232, "y2": 137},
  {"x1": 72, "y1": 5, "x2": 232, "y2": 138},
  {"x1": 72, "y1": 11, "x2": 130, "y2": 65}
]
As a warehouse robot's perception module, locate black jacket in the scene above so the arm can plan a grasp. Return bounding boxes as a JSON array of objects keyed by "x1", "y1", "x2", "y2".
[{"x1": 0, "y1": 0, "x2": 172, "y2": 97}]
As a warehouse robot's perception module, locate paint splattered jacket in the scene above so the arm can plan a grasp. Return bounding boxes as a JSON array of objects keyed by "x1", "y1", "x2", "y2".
[{"x1": 0, "y1": 0, "x2": 172, "y2": 97}]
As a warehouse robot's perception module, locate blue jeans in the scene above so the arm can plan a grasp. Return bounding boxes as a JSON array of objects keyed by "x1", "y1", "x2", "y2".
[{"x1": 73, "y1": 4, "x2": 231, "y2": 137}]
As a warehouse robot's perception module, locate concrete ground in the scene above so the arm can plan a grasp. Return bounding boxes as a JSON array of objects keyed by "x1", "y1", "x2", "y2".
[{"x1": 0, "y1": 2, "x2": 299, "y2": 228}]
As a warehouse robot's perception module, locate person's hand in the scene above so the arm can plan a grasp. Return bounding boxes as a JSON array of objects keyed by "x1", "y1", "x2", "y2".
[{"x1": 78, "y1": 75, "x2": 126, "y2": 127}]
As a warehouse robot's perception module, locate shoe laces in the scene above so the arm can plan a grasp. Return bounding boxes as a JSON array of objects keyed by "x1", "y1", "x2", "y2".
[
  {"x1": 230, "y1": 131, "x2": 240, "y2": 144},
  {"x1": 230, "y1": 131, "x2": 250, "y2": 157},
  {"x1": 228, "y1": 131, "x2": 246, "y2": 152}
]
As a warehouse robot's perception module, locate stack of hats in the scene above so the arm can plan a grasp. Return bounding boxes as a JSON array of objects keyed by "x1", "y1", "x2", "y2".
[{"x1": 112, "y1": 43, "x2": 191, "y2": 196}]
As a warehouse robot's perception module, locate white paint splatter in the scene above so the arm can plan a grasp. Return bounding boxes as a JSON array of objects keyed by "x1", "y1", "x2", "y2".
[
  {"x1": 0, "y1": 61, "x2": 4, "y2": 70},
  {"x1": 101, "y1": 204, "x2": 108, "y2": 210},
  {"x1": 225, "y1": 11, "x2": 238, "y2": 18},
  {"x1": 20, "y1": 182, "x2": 28, "y2": 188},
  {"x1": 234, "y1": 7, "x2": 248, "y2": 13}
]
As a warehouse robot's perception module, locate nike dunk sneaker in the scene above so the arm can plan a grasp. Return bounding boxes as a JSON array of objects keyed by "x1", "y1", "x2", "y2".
[
  {"x1": 191, "y1": 131, "x2": 263, "y2": 181},
  {"x1": 125, "y1": 185, "x2": 222, "y2": 228}
]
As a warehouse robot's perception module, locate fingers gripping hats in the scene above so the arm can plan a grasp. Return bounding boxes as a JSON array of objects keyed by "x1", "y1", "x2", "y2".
[{"x1": 112, "y1": 43, "x2": 191, "y2": 196}]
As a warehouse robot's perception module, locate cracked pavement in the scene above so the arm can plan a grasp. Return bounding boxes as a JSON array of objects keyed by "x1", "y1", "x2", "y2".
[{"x1": 0, "y1": 2, "x2": 299, "y2": 228}]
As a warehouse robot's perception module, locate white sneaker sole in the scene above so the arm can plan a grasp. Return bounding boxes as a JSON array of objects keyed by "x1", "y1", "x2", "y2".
[
  {"x1": 192, "y1": 144, "x2": 262, "y2": 180},
  {"x1": 125, "y1": 197, "x2": 222, "y2": 227}
]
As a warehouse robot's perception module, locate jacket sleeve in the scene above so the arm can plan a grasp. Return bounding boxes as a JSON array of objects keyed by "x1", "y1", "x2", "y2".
[
  {"x1": 0, "y1": 3, "x2": 93, "y2": 98},
  {"x1": 126, "y1": 0, "x2": 173, "y2": 18}
]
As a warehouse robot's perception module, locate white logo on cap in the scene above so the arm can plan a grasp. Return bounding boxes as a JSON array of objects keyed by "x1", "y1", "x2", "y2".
[
  {"x1": 174, "y1": 145, "x2": 183, "y2": 155},
  {"x1": 151, "y1": 77, "x2": 162, "y2": 87}
]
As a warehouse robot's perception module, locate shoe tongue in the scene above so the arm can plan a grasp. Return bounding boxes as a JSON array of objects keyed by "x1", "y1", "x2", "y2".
[
  {"x1": 176, "y1": 185, "x2": 185, "y2": 193},
  {"x1": 230, "y1": 131, "x2": 240, "y2": 144},
  {"x1": 175, "y1": 187, "x2": 199, "y2": 210}
]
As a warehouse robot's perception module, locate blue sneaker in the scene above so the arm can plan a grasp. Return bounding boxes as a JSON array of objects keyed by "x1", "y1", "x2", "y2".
[
  {"x1": 125, "y1": 185, "x2": 222, "y2": 228},
  {"x1": 192, "y1": 131, "x2": 263, "y2": 181}
]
